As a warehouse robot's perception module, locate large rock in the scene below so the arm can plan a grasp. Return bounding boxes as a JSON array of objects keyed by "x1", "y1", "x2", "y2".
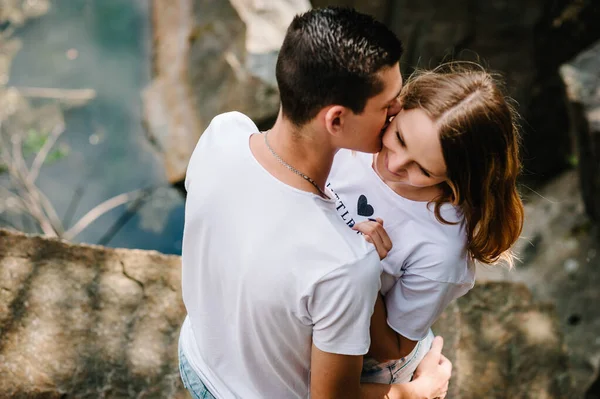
[
  {"x1": 143, "y1": 0, "x2": 309, "y2": 184},
  {"x1": 0, "y1": 228, "x2": 574, "y2": 397},
  {"x1": 310, "y1": 0, "x2": 392, "y2": 25},
  {"x1": 560, "y1": 40, "x2": 600, "y2": 222},
  {"x1": 476, "y1": 168, "x2": 600, "y2": 397},
  {"x1": 434, "y1": 282, "x2": 573, "y2": 398},
  {"x1": 0, "y1": 229, "x2": 186, "y2": 398},
  {"x1": 0, "y1": 0, "x2": 50, "y2": 27}
]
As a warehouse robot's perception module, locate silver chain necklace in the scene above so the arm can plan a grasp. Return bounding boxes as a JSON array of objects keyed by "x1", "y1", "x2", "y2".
[{"x1": 264, "y1": 130, "x2": 329, "y2": 199}]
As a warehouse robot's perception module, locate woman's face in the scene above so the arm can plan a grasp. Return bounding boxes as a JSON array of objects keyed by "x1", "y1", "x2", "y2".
[{"x1": 374, "y1": 108, "x2": 447, "y2": 190}]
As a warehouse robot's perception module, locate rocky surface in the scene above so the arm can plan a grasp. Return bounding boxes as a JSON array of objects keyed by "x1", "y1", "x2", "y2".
[
  {"x1": 230, "y1": 0, "x2": 310, "y2": 87},
  {"x1": 560, "y1": 39, "x2": 600, "y2": 222},
  {"x1": 434, "y1": 282, "x2": 573, "y2": 399},
  {"x1": 143, "y1": 0, "x2": 310, "y2": 183},
  {"x1": 0, "y1": 0, "x2": 50, "y2": 27},
  {"x1": 311, "y1": 0, "x2": 392, "y2": 25},
  {"x1": 0, "y1": 229, "x2": 186, "y2": 398},
  {"x1": 0, "y1": 227, "x2": 574, "y2": 397},
  {"x1": 477, "y1": 169, "x2": 600, "y2": 398}
]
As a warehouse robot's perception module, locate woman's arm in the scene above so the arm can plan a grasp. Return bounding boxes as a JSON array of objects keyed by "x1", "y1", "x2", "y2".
[
  {"x1": 353, "y1": 219, "x2": 419, "y2": 362},
  {"x1": 311, "y1": 337, "x2": 452, "y2": 399},
  {"x1": 367, "y1": 294, "x2": 418, "y2": 362}
]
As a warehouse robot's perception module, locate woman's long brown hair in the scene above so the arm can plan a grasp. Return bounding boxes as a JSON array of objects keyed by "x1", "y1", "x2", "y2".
[{"x1": 400, "y1": 62, "x2": 524, "y2": 266}]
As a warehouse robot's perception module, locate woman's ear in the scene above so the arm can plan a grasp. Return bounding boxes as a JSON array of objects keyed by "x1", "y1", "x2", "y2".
[{"x1": 323, "y1": 106, "x2": 346, "y2": 137}]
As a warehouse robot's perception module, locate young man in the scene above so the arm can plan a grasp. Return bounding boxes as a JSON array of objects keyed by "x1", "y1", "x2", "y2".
[{"x1": 178, "y1": 7, "x2": 451, "y2": 399}]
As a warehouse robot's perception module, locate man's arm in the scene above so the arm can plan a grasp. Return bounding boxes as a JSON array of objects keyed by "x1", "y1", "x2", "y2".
[{"x1": 310, "y1": 337, "x2": 451, "y2": 399}]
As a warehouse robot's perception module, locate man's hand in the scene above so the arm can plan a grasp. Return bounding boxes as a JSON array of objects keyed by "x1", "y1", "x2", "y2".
[
  {"x1": 353, "y1": 218, "x2": 392, "y2": 260},
  {"x1": 310, "y1": 339, "x2": 452, "y2": 399},
  {"x1": 409, "y1": 336, "x2": 452, "y2": 399}
]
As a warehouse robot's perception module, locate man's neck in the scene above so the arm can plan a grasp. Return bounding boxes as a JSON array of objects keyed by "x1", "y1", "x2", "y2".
[{"x1": 250, "y1": 113, "x2": 337, "y2": 197}]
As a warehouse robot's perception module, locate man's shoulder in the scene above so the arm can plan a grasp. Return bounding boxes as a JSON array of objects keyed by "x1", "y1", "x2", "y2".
[
  {"x1": 185, "y1": 112, "x2": 257, "y2": 190},
  {"x1": 203, "y1": 111, "x2": 258, "y2": 143}
]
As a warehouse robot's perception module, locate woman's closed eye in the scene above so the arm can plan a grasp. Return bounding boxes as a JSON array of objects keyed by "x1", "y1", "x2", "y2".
[
  {"x1": 396, "y1": 131, "x2": 433, "y2": 177},
  {"x1": 396, "y1": 131, "x2": 405, "y2": 146}
]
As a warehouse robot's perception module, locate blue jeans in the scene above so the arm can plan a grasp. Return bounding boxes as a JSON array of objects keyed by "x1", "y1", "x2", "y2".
[
  {"x1": 361, "y1": 329, "x2": 435, "y2": 384},
  {"x1": 179, "y1": 343, "x2": 217, "y2": 399}
]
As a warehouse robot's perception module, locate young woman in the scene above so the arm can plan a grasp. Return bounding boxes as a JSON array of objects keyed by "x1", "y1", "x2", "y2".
[{"x1": 326, "y1": 62, "x2": 525, "y2": 384}]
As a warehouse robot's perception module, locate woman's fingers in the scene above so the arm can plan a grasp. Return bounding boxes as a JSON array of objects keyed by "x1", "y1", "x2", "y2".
[{"x1": 352, "y1": 219, "x2": 392, "y2": 259}]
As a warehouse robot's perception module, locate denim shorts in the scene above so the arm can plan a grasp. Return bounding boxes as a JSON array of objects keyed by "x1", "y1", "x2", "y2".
[
  {"x1": 361, "y1": 329, "x2": 435, "y2": 384},
  {"x1": 179, "y1": 343, "x2": 217, "y2": 399}
]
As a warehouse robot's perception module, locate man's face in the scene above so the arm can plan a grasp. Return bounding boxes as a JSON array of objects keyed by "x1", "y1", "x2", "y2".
[{"x1": 342, "y1": 63, "x2": 403, "y2": 153}]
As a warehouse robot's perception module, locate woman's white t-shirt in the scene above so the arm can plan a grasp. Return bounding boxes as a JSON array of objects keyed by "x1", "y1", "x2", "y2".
[{"x1": 328, "y1": 150, "x2": 476, "y2": 341}]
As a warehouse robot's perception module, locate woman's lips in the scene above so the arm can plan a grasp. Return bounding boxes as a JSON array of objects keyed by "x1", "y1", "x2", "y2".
[{"x1": 384, "y1": 153, "x2": 403, "y2": 177}]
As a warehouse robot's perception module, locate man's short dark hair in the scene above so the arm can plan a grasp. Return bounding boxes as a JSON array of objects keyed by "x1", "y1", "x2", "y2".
[{"x1": 275, "y1": 7, "x2": 403, "y2": 126}]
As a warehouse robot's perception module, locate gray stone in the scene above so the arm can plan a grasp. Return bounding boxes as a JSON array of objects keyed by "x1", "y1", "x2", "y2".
[
  {"x1": 143, "y1": 0, "x2": 309, "y2": 184},
  {"x1": 310, "y1": 0, "x2": 393, "y2": 25},
  {"x1": 0, "y1": 228, "x2": 574, "y2": 397},
  {"x1": 434, "y1": 282, "x2": 574, "y2": 399},
  {"x1": 476, "y1": 169, "x2": 600, "y2": 397},
  {"x1": 560, "y1": 40, "x2": 600, "y2": 222},
  {"x1": 0, "y1": 229, "x2": 186, "y2": 398}
]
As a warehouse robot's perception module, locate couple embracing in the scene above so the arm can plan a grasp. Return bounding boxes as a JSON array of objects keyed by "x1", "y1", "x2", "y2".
[{"x1": 178, "y1": 6, "x2": 524, "y2": 399}]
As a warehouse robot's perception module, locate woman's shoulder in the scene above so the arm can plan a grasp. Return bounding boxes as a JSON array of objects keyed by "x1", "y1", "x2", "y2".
[
  {"x1": 332, "y1": 149, "x2": 372, "y2": 167},
  {"x1": 329, "y1": 150, "x2": 372, "y2": 182}
]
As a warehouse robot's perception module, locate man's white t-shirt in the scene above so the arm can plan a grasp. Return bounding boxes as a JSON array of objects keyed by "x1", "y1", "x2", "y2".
[
  {"x1": 179, "y1": 112, "x2": 382, "y2": 398},
  {"x1": 328, "y1": 150, "x2": 476, "y2": 341}
]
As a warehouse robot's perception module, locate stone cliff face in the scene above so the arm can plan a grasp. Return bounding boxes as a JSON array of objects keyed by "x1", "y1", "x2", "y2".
[
  {"x1": 435, "y1": 282, "x2": 573, "y2": 399},
  {"x1": 0, "y1": 229, "x2": 574, "y2": 397},
  {"x1": 561, "y1": 40, "x2": 600, "y2": 222},
  {"x1": 0, "y1": 229, "x2": 185, "y2": 398},
  {"x1": 143, "y1": 0, "x2": 310, "y2": 184}
]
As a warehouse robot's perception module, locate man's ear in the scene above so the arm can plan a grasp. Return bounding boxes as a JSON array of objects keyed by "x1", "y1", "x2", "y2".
[{"x1": 323, "y1": 106, "x2": 346, "y2": 136}]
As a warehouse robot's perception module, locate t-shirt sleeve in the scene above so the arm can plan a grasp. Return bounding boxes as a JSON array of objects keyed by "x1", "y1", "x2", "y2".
[
  {"x1": 308, "y1": 252, "x2": 381, "y2": 355},
  {"x1": 385, "y1": 271, "x2": 474, "y2": 341},
  {"x1": 185, "y1": 111, "x2": 257, "y2": 191}
]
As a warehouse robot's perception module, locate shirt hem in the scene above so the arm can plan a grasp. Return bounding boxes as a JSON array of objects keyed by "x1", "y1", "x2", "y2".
[{"x1": 312, "y1": 339, "x2": 370, "y2": 356}]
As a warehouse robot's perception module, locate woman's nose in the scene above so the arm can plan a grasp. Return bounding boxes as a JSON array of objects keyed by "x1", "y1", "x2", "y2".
[{"x1": 388, "y1": 150, "x2": 409, "y2": 172}]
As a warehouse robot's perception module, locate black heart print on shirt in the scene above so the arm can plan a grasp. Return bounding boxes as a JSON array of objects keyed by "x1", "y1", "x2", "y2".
[{"x1": 357, "y1": 194, "x2": 374, "y2": 217}]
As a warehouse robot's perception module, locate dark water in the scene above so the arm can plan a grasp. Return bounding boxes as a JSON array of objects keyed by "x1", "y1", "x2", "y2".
[{"x1": 7, "y1": 0, "x2": 185, "y2": 254}]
